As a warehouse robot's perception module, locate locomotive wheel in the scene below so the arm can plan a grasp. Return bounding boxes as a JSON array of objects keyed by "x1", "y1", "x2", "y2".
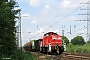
[
  {"x1": 44, "y1": 47, "x2": 47, "y2": 54},
  {"x1": 40, "y1": 47, "x2": 47, "y2": 54}
]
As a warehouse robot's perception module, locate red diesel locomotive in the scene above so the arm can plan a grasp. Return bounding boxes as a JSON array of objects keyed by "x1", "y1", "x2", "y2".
[
  {"x1": 24, "y1": 32, "x2": 64, "y2": 55},
  {"x1": 40, "y1": 32, "x2": 64, "y2": 54}
]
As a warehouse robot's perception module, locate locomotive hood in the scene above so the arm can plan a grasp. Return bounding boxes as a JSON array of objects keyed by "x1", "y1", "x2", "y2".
[{"x1": 52, "y1": 35, "x2": 62, "y2": 40}]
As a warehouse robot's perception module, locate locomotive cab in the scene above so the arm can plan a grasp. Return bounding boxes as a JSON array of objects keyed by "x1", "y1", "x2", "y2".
[{"x1": 41, "y1": 32, "x2": 64, "y2": 54}]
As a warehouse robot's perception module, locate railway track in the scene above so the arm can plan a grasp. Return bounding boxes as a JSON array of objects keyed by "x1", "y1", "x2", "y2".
[
  {"x1": 61, "y1": 52, "x2": 90, "y2": 60},
  {"x1": 31, "y1": 52, "x2": 90, "y2": 60}
]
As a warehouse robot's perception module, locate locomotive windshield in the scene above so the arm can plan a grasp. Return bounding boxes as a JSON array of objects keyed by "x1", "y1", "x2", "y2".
[
  {"x1": 52, "y1": 32, "x2": 58, "y2": 35},
  {"x1": 44, "y1": 33, "x2": 50, "y2": 36}
]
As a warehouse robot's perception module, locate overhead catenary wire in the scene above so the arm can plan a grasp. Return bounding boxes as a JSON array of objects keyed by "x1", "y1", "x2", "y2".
[
  {"x1": 49, "y1": 1, "x2": 79, "y2": 23},
  {"x1": 42, "y1": 2, "x2": 87, "y2": 34},
  {"x1": 35, "y1": 0, "x2": 83, "y2": 29},
  {"x1": 49, "y1": 1, "x2": 87, "y2": 28}
]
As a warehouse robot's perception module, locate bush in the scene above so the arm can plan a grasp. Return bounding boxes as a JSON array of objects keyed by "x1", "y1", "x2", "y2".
[
  {"x1": 66, "y1": 43, "x2": 75, "y2": 52},
  {"x1": 66, "y1": 43, "x2": 90, "y2": 53},
  {"x1": 0, "y1": 50, "x2": 37, "y2": 60}
]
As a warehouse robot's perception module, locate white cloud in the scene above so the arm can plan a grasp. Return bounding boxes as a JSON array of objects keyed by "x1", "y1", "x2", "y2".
[
  {"x1": 17, "y1": 0, "x2": 29, "y2": 2},
  {"x1": 14, "y1": 7, "x2": 21, "y2": 10},
  {"x1": 44, "y1": 4, "x2": 51, "y2": 9},
  {"x1": 40, "y1": 4, "x2": 52, "y2": 15},
  {"x1": 59, "y1": 0, "x2": 79, "y2": 10},
  {"x1": 21, "y1": 13, "x2": 31, "y2": 18},
  {"x1": 26, "y1": 27, "x2": 61, "y2": 40},
  {"x1": 36, "y1": 27, "x2": 61, "y2": 35},
  {"x1": 30, "y1": 0, "x2": 40, "y2": 7},
  {"x1": 29, "y1": 26, "x2": 60, "y2": 35},
  {"x1": 61, "y1": 0, "x2": 71, "y2": 7},
  {"x1": 36, "y1": 28, "x2": 45, "y2": 34},
  {"x1": 27, "y1": 28, "x2": 45, "y2": 39},
  {"x1": 31, "y1": 20, "x2": 37, "y2": 24}
]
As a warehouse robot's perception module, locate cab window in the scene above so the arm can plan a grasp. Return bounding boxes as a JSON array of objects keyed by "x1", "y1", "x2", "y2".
[
  {"x1": 46, "y1": 33, "x2": 50, "y2": 36},
  {"x1": 52, "y1": 33, "x2": 58, "y2": 35},
  {"x1": 44, "y1": 33, "x2": 50, "y2": 36}
]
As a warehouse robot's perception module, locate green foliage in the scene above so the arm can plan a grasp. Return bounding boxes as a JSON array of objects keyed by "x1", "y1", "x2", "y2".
[
  {"x1": 0, "y1": 1, "x2": 37, "y2": 60},
  {"x1": 0, "y1": 50, "x2": 36, "y2": 60},
  {"x1": 71, "y1": 36, "x2": 85, "y2": 45},
  {"x1": 66, "y1": 43, "x2": 75, "y2": 52},
  {"x1": 62, "y1": 36, "x2": 69, "y2": 45},
  {"x1": 87, "y1": 40, "x2": 90, "y2": 43},
  {"x1": 0, "y1": 0, "x2": 19, "y2": 55},
  {"x1": 66, "y1": 43, "x2": 90, "y2": 53}
]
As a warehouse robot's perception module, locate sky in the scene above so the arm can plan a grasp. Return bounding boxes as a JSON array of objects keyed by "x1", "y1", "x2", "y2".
[{"x1": 15, "y1": 0, "x2": 89, "y2": 46}]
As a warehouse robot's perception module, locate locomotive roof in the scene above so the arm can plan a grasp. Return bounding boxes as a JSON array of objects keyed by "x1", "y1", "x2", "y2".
[{"x1": 44, "y1": 32, "x2": 58, "y2": 35}]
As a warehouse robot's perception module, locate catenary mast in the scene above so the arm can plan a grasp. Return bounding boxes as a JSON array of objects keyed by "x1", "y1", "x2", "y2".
[{"x1": 87, "y1": 0, "x2": 90, "y2": 41}]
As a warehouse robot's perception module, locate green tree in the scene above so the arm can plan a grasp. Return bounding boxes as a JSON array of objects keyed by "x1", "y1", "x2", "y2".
[
  {"x1": 87, "y1": 41, "x2": 90, "y2": 43},
  {"x1": 87, "y1": 38, "x2": 90, "y2": 43},
  {"x1": 0, "y1": 0, "x2": 19, "y2": 55},
  {"x1": 62, "y1": 36, "x2": 69, "y2": 45},
  {"x1": 71, "y1": 36, "x2": 85, "y2": 45}
]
